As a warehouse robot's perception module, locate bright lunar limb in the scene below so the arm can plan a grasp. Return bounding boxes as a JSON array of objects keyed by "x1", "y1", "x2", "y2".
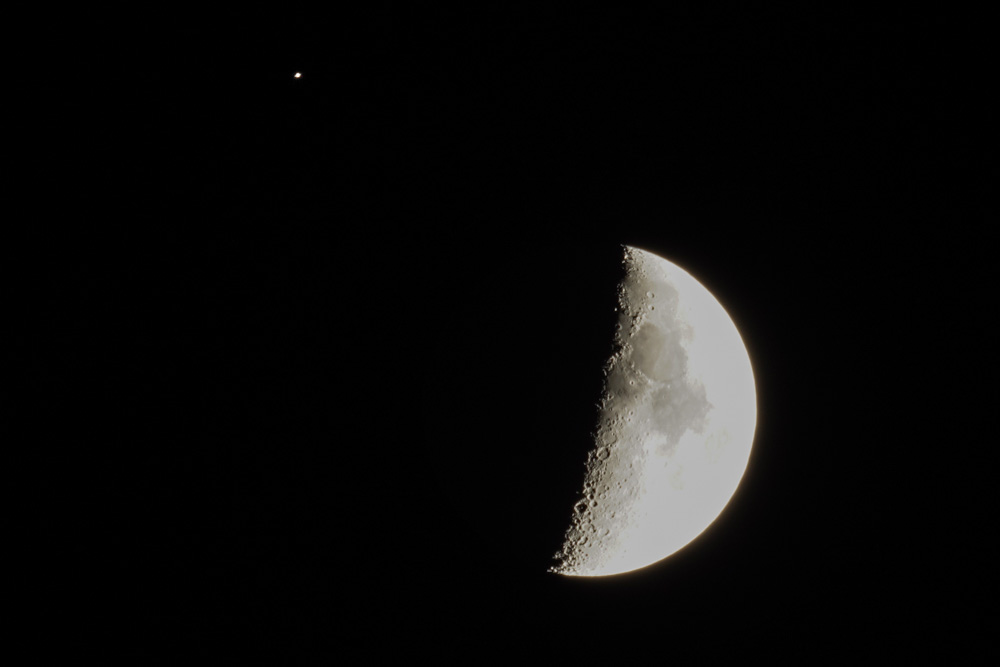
[{"x1": 551, "y1": 246, "x2": 757, "y2": 577}]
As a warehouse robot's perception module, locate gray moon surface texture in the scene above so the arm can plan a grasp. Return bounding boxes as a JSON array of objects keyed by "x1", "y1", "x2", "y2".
[{"x1": 551, "y1": 246, "x2": 757, "y2": 577}]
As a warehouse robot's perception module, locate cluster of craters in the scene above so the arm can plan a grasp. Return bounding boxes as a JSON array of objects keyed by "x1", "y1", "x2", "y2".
[{"x1": 551, "y1": 246, "x2": 712, "y2": 575}]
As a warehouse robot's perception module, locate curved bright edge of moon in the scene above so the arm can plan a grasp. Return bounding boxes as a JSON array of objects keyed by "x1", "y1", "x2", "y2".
[{"x1": 551, "y1": 246, "x2": 757, "y2": 577}]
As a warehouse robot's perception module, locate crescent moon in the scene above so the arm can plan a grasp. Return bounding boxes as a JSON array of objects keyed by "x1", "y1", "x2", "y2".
[{"x1": 551, "y1": 246, "x2": 757, "y2": 577}]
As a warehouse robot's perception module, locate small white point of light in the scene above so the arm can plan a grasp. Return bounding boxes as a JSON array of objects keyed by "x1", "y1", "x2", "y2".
[{"x1": 293, "y1": 72, "x2": 302, "y2": 79}]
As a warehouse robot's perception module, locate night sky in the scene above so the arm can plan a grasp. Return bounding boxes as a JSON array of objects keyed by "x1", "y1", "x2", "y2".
[{"x1": 20, "y1": 5, "x2": 993, "y2": 659}]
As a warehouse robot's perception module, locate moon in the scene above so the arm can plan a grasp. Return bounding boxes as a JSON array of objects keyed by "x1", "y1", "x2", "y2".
[{"x1": 551, "y1": 246, "x2": 757, "y2": 577}]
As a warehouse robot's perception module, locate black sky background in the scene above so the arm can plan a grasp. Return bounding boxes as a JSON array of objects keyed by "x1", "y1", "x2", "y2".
[{"x1": 18, "y1": 5, "x2": 994, "y2": 659}]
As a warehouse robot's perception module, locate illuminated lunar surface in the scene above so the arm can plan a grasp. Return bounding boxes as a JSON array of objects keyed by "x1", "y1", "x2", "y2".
[{"x1": 551, "y1": 246, "x2": 757, "y2": 577}]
